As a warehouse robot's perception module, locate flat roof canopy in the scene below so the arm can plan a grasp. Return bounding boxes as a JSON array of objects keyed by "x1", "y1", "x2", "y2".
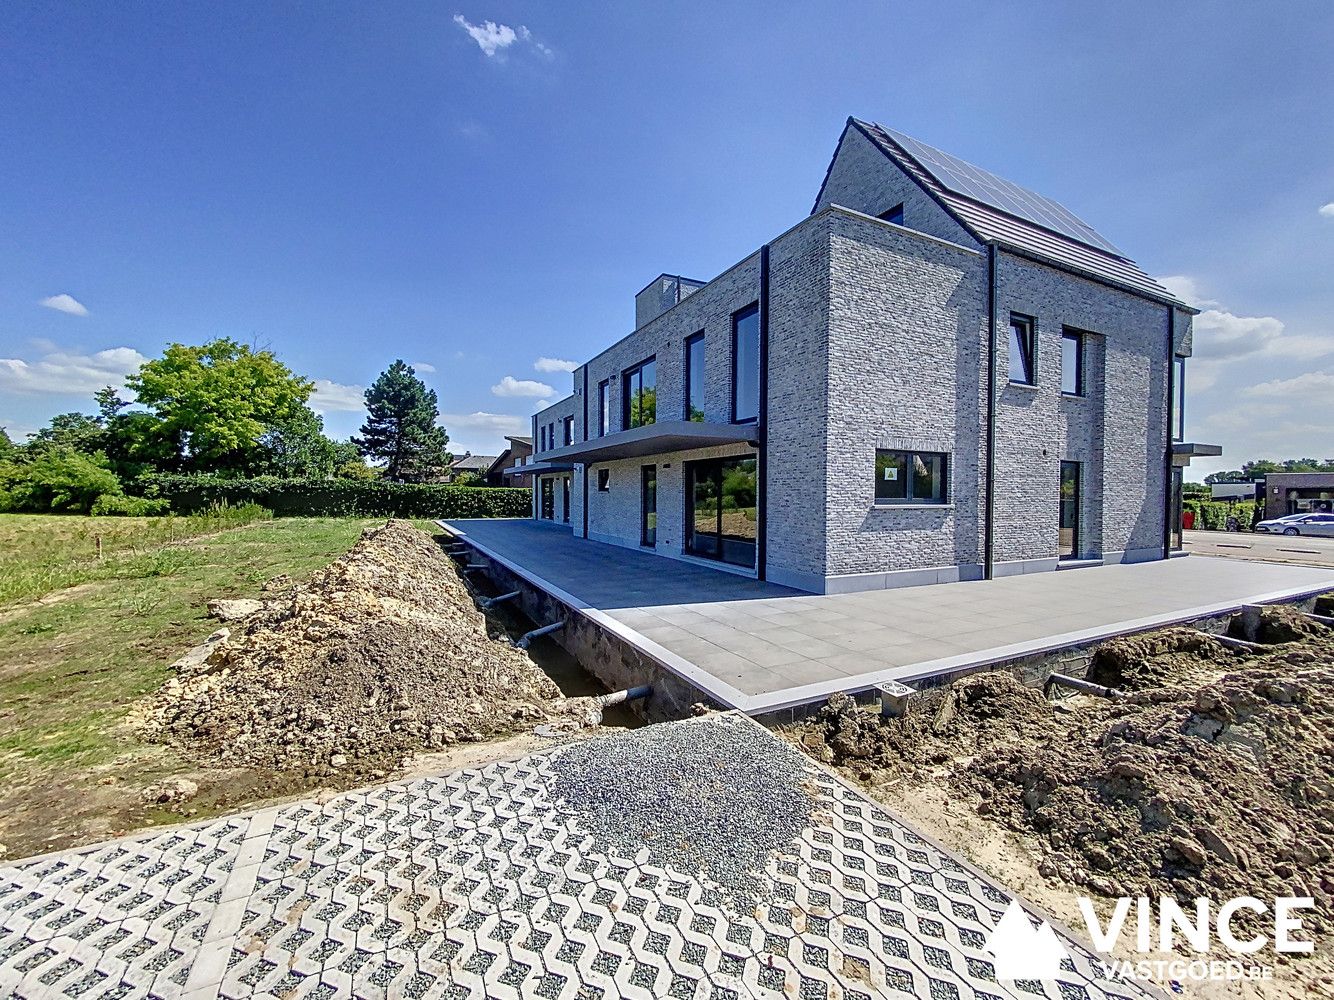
[
  {"x1": 541, "y1": 420, "x2": 762, "y2": 464},
  {"x1": 504, "y1": 461, "x2": 574, "y2": 475}
]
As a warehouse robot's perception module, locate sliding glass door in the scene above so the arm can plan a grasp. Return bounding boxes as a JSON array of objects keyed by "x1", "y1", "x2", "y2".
[{"x1": 686, "y1": 456, "x2": 757, "y2": 567}]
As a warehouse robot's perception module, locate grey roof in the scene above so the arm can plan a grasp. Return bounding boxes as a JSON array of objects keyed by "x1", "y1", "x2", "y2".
[
  {"x1": 450, "y1": 454, "x2": 497, "y2": 471},
  {"x1": 507, "y1": 435, "x2": 533, "y2": 447},
  {"x1": 849, "y1": 119, "x2": 1185, "y2": 307}
]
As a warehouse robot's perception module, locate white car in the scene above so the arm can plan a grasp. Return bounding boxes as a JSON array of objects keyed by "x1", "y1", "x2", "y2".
[{"x1": 1254, "y1": 513, "x2": 1334, "y2": 537}]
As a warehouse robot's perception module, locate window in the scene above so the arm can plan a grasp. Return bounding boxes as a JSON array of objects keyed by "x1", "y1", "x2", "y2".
[
  {"x1": 539, "y1": 426, "x2": 547, "y2": 451},
  {"x1": 1008, "y1": 314, "x2": 1036, "y2": 386},
  {"x1": 1061, "y1": 330, "x2": 1084, "y2": 396},
  {"x1": 622, "y1": 358, "x2": 656, "y2": 429},
  {"x1": 1172, "y1": 357, "x2": 1186, "y2": 442},
  {"x1": 1059, "y1": 461, "x2": 1081, "y2": 558},
  {"x1": 732, "y1": 304, "x2": 760, "y2": 423},
  {"x1": 878, "y1": 203, "x2": 904, "y2": 226},
  {"x1": 686, "y1": 456, "x2": 757, "y2": 567},
  {"x1": 874, "y1": 450, "x2": 948, "y2": 505},
  {"x1": 598, "y1": 380, "x2": 609, "y2": 436},
  {"x1": 562, "y1": 415, "x2": 574, "y2": 446},
  {"x1": 597, "y1": 468, "x2": 610, "y2": 492},
  {"x1": 685, "y1": 332, "x2": 706, "y2": 422}
]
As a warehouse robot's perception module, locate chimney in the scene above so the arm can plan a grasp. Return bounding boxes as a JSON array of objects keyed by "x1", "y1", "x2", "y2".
[{"x1": 635, "y1": 273, "x2": 705, "y2": 329}]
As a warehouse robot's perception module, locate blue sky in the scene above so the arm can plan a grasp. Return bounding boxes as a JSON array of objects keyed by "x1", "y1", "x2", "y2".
[{"x1": 2, "y1": 2, "x2": 1331, "y2": 476}]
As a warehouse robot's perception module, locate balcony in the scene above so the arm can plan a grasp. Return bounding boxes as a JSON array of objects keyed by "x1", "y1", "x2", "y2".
[{"x1": 539, "y1": 420, "x2": 763, "y2": 465}]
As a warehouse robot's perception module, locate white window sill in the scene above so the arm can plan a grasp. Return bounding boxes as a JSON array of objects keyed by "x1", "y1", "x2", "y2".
[
  {"x1": 1061, "y1": 392, "x2": 1086, "y2": 401},
  {"x1": 871, "y1": 502, "x2": 955, "y2": 511},
  {"x1": 1006, "y1": 381, "x2": 1039, "y2": 392}
]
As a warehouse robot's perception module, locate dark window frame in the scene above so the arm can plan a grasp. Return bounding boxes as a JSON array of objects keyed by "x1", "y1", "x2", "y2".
[
  {"x1": 730, "y1": 303, "x2": 760, "y2": 425},
  {"x1": 539, "y1": 425, "x2": 547, "y2": 451},
  {"x1": 878, "y1": 203, "x2": 905, "y2": 226},
  {"x1": 684, "y1": 331, "x2": 706, "y2": 422},
  {"x1": 562, "y1": 415, "x2": 574, "y2": 446},
  {"x1": 596, "y1": 468, "x2": 610, "y2": 492},
  {"x1": 1008, "y1": 313, "x2": 1037, "y2": 386},
  {"x1": 597, "y1": 380, "x2": 609, "y2": 437},
  {"x1": 621, "y1": 356, "x2": 657, "y2": 430},
  {"x1": 684, "y1": 455, "x2": 758, "y2": 568},
  {"x1": 640, "y1": 464, "x2": 657, "y2": 547},
  {"x1": 873, "y1": 449, "x2": 950, "y2": 505},
  {"x1": 1172, "y1": 356, "x2": 1186, "y2": 442},
  {"x1": 1060, "y1": 460, "x2": 1081, "y2": 559},
  {"x1": 1061, "y1": 328, "x2": 1085, "y2": 396}
]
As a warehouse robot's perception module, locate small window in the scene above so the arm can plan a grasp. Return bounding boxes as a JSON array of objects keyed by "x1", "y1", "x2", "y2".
[
  {"x1": 597, "y1": 468, "x2": 610, "y2": 492},
  {"x1": 598, "y1": 380, "x2": 609, "y2": 437},
  {"x1": 622, "y1": 358, "x2": 656, "y2": 429},
  {"x1": 732, "y1": 304, "x2": 760, "y2": 423},
  {"x1": 878, "y1": 203, "x2": 904, "y2": 226},
  {"x1": 562, "y1": 415, "x2": 574, "y2": 446},
  {"x1": 1061, "y1": 330, "x2": 1084, "y2": 396},
  {"x1": 875, "y1": 449, "x2": 948, "y2": 505},
  {"x1": 685, "y1": 332, "x2": 706, "y2": 422},
  {"x1": 539, "y1": 426, "x2": 547, "y2": 451},
  {"x1": 1008, "y1": 314, "x2": 1036, "y2": 386}
]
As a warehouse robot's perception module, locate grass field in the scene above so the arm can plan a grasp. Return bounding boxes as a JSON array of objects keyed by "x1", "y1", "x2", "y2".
[{"x1": 0, "y1": 513, "x2": 382, "y2": 860}]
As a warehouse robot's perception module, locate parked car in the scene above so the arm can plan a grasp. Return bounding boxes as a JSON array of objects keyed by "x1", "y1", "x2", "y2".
[{"x1": 1254, "y1": 513, "x2": 1334, "y2": 537}]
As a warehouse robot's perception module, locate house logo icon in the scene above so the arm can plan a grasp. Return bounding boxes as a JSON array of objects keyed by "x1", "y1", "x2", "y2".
[{"x1": 984, "y1": 901, "x2": 1071, "y2": 980}]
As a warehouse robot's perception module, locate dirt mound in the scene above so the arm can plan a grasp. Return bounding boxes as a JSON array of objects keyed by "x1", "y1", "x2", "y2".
[
  {"x1": 141, "y1": 520, "x2": 564, "y2": 777},
  {"x1": 792, "y1": 620, "x2": 1334, "y2": 947},
  {"x1": 1234, "y1": 604, "x2": 1327, "y2": 645},
  {"x1": 1086, "y1": 627, "x2": 1230, "y2": 690}
]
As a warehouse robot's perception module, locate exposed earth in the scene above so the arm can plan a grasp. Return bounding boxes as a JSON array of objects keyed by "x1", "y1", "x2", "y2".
[{"x1": 788, "y1": 604, "x2": 1334, "y2": 999}]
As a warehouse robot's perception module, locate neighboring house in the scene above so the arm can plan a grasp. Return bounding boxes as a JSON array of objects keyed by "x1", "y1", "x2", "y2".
[
  {"x1": 439, "y1": 453, "x2": 496, "y2": 484},
  {"x1": 522, "y1": 118, "x2": 1218, "y2": 594},
  {"x1": 1210, "y1": 482, "x2": 1260, "y2": 502},
  {"x1": 488, "y1": 436, "x2": 534, "y2": 487},
  {"x1": 1262, "y1": 472, "x2": 1334, "y2": 519}
]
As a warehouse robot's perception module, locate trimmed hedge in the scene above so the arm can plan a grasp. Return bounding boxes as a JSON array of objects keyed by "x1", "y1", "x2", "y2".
[
  {"x1": 1183, "y1": 498, "x2": 1257, "y2": 531},
  {"x1": 90, "y1": 494, "x2": 172, "y2": 517},
  {"x1": 141, "y1": 474, "x2": 530, "y2": 519}
]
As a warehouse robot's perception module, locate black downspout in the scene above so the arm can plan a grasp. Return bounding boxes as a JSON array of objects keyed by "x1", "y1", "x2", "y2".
[
  {"x1": 983, "y1": 244, "x2": 997, "y2": 580},
  {"x1": 531, "y1": 413, "x2": 538, "y2": 520},
  {"x1": 582, "y1": 365, "x2": 589, "y2": 539},
  {"x1": 1162, "y1": 307, "x2": 1176, "y2": 559},
  {"x1": 757, "y1": 244, "x2": 770, "y2": 582}
]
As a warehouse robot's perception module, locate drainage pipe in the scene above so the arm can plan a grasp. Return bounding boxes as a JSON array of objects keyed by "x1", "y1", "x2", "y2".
[
  {"x1": 1043, "y1": 672, "x2": 1124, "y2": 699},
  {"x1": 463, "y1": 563, "x2": 488, "y2": 573},
  {"x1": 517, "y1": 620, "x2": 565, "y2": 649},
  {"x1": 597, "y1": 684, "x2": 651, "y2": 707},
  {"x1": 1195, "y1": 630, "x2": 1266, "y2": 653},
  {"x1": 1302, "y1": 611, "x2": 1334, "y2": 627},
  {"x1": 481, "y1": 591, "x2": 521, "y2": 610}
]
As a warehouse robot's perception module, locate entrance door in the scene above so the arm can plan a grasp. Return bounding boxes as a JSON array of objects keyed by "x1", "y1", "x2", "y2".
[
  {"x1": 640, "y1": 465, "x2": 657, "y2": 546},
  {"x1": 1059, "y1": 461, "x2": 1080, "y2": 559},
  {"x1": 1170, "y1": 468, "x2": 1183, "y2": 550},
  {"x1": 561, "y1": 477, "x2": 570, "y2": 524},
  {"x1": 540, "y1": 478, "x2": 554, "y2": 520}
]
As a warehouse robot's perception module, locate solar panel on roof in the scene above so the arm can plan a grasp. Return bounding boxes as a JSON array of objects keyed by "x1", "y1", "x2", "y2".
[{"x1": 880, "y1": 126, "x2": 1124, "y2": 258}]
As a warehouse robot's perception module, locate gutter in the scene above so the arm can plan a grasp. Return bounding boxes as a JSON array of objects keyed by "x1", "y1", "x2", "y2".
[
  {"x1": 1162, "y1": 306, "x2": 1176, "y2": 558},
  {"x1": 757, "y1": 243, "x2": 770, "y2": 582},
  {"x1": 984, "y1": 243, "x2": 998, "y2": 579}
]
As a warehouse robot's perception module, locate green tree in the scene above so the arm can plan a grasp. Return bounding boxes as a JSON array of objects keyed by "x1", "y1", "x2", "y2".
[
  {"x1": 125, "y1": 338, "x2": 313, "y2": 471},
  {"x1": 354, "y1": 360, "x2": 451, "y2": 482},
  {"x1": 27, "y1": 412, "x2": 107, "y2": 454},
  {"x1": 255, "y1": 406, "x2": 339, "y2": 478},
  {"x1": 0, "y1": 448, "x2": 121, "y2": 513},
  {"x1": 0, "y1": 427, "x2": 16, "y2": 459}
]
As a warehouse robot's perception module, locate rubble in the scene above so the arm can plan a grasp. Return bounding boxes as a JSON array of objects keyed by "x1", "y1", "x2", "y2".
[
  {"x1": 141, "y1": 520, "x2": 567, "y2": 778},
  {"x1": 206, "y1": 598, "x2": 264, "y2": 622}
]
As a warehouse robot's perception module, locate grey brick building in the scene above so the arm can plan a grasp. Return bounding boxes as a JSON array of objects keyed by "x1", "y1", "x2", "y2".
[{"x1": 519, "y1": 119, "x2": 1218, "y2": 593}]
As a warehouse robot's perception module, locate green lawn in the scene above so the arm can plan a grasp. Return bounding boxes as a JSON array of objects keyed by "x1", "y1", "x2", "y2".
[{"x1": 0, "y1": 513, "x2": 385, "y2": 859}]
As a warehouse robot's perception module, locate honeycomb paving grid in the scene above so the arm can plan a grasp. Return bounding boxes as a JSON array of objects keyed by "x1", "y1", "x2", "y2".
[{"x1": 0, "y1": 715, "x2": 1157, "y2": 999}]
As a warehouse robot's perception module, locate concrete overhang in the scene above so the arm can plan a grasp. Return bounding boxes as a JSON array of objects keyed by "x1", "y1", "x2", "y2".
[
  {"x1": 541, "y1": 420, "x2": 763, "y2": 465},
  {"x1": 1172, "y1": 442, "x2": 1223, "y2": 467},
  {"x1": 504, "y1": 461, "x2": 574, "y2": 475}
]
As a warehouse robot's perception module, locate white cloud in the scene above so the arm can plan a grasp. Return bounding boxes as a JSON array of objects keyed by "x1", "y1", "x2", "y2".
[
  {"x1": 491, "y1": 375, "x2": 554, "y2": 398},
  {"x1": 1192, "y1": 308, "x2": 1285, "y2": 360},
  {"x1": 309, "y1": 379, "x2": 364, "y2": 413},
  {"x1": 0, "y1": 346, "x2": 147, "y2": 395},
  {"x1": 1320, "y1": 202, "x2": 1334, "y2": 218},
  {"x1": 453, "y1": 14, "x2": 552, "y2": 59},
  {"x1": 1157, "y1": 275, "x2": 1217, "y2": 308},
  {"x1": 38, "y1": 294, "x2": 89, "y2": 317},
  {"x1": 439, "y1": 410, "x2": 530, "y2": 437},
  {"x1": 533, "y1": 356, "x2": 577, "y2": 373},
  {"x1": 1242, "y1": 370, "x2": 1334, "y2": 401},
  {"x1": 409, "y1": 361, "x2": 436, "y2": 373}
]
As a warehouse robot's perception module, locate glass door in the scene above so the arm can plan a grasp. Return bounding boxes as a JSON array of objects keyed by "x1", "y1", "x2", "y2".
[
  {"x1": 562, "y1": 477, "x2": 570, "y2": 524},
  {"x1": 640, "y1": 465, "x2": 657, "y2": 546},
  {"x1": 540, "y1": 478, "x2": 554, "y2": 520},
  {"x1": 685, "y1": 456, "x2": 758, "y2": 567},
  {"x1": 1059, "y1": 461, "x2": 1080, "y2": 559}
]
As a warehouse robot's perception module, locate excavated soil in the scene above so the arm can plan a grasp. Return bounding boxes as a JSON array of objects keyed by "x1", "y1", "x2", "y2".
[
  {"x1": 790, "y1": 605, "x2": 1334, "y2": 996},
  {"x1": 139, "y1": 520, "x2": 571, "y2": 778}
]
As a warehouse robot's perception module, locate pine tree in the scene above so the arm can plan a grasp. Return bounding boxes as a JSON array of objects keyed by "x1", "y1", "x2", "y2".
[{"x1": 354, "y1": 361, "x2": 451, "y2": 482}]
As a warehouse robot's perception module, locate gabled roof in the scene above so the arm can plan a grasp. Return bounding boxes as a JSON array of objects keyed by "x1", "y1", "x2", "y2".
[
  {"x1": 845, "y1": 119, "x2": 1186, "y2": 307},
  {"x1": 507, "y1": 435, "x2": 533, "y2": 447},
  {"x1": 450, "y1": 454, "x2": 497, "y2": 471}
]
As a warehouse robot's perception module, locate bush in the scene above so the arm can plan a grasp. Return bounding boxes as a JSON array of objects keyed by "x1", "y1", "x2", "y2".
[
  {"x1": 0, "y1": 448, "x2": 123, "y2": 513},
  {"x1": 90, "y1": 494, "x2": 172, "y2": 517},
  {"x1": 141, "y1": 474, "x2": 530, "y2": 518}
]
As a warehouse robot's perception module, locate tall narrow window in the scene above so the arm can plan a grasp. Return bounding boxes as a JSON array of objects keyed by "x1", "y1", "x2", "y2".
[
  {"x1": 539, "y1": 426, "x2": 547, "y2": 451},
  {"x1": 685, "y1": 332, "x2": 706, "y2": 421},
  {"x1": 1172, "y1": 357, "x2": 1186, "y2": 442},
  {"x1": 562, "y1": 415, "x2": 574, "y2": 446},
  {"x1": 1009, "y1": 314, "x2": 1036, "y2": 386},
  {"x1": 732, "y1": 304, "x2": 760, "y2": 423},
  {"x1": 1059, "y1": 460, "x2": 1081, "y2": 559},
  {"x1": 622, "y1": 358, "x2": 656, "y2": 429},
  {"x1": 1061, "y1": 330, "x2": 1084, "y2": 396},
  {"x1": 598, "y1": 380, "x2": 609, "y2": 436}
]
